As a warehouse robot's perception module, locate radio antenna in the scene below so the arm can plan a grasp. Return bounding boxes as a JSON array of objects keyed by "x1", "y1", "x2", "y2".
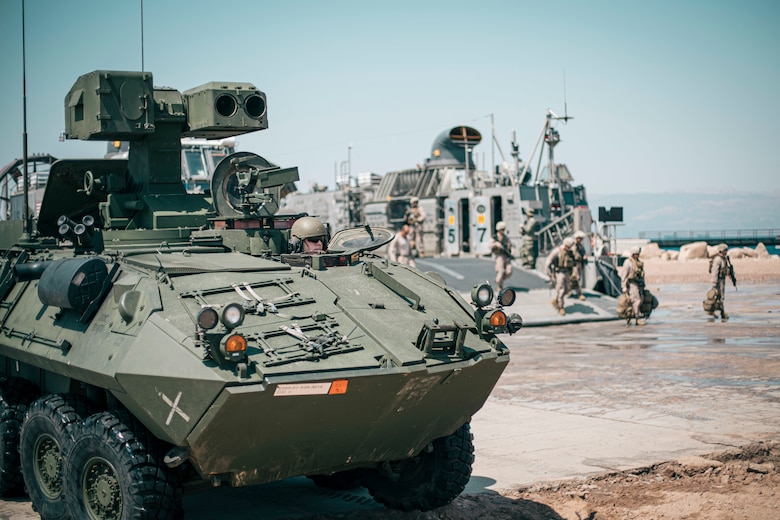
[
  {"x1": 562, "y1": 69, "x2": 571, "y2": 122},
  {"x1": 140, "y1": 0, "x2": 145, "y2": 71},
  {"x1": 21, "y1": 0, "x2": 30, "y2": 238}
]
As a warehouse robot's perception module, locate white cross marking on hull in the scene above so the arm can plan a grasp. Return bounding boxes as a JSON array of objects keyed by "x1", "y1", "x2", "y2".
[{"x1": 160, "y1": 391, "x2": 191, "y2": 425}]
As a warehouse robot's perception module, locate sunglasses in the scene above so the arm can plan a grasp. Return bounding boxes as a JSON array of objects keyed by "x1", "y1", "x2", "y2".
[{"x1": 305, "y1": 237, "x2": 323, "y2": 243}]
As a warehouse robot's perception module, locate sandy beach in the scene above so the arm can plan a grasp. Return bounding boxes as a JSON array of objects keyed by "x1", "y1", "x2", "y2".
[{"x1": 642, "y1": 256, "x2": 780, "y2": 285}]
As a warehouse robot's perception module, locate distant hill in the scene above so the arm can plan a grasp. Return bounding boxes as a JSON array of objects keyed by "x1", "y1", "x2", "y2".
[{"x1": 588, "y1": 190, "x2": 780, "y2": 240}]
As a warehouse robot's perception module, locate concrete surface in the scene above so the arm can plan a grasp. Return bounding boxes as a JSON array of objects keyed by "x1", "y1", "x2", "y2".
[{"x1": 2, "y1": 283, "x2": 778, "y2": 519}]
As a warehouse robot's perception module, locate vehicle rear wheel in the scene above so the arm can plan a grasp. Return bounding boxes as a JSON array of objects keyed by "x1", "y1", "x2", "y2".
[
  {"x1": 362, "y1": 422, "x2": 474, "y2": 511},
  {"x1": 20, "y1": 394, "x2": 93, "y2": 520},
  {"x1": 0, "y1": 377, "x2": 38, "y2": 496},
  {"x1": 63, "y1": 410, "x2": 183, "y2": 520}
]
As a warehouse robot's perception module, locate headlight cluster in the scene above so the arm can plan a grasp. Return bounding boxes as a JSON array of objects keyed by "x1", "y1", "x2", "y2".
[
  {"x1": 196, "y1": 304, "x2": 247, "y2": 362},
  {"x1": 471, "y1": 284, "x2": 522, "y2": 336},
  {"x1": 197, "y1": 304, "x2": 245, "y2": 331}
]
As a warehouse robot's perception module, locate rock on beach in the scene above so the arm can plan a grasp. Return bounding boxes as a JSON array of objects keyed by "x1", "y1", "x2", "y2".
[{"x1": 626, "y1": 241, "x2": 780, "y2": 285}]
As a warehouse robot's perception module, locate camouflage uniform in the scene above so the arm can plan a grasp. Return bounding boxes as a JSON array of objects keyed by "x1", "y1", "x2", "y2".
[
  {"x1": 490, "y1": 222, "x2": 513, "y2": 291},
  {"x1": 519, "y1": 208, "x2": 537, "y2": 268},
  {"x1": 570, "y1": 231, "x2": 587, "y2": 300},
  {"x1": 709, "y1": 243, "x2": 734, "y2": 320},
  {"x1": 388, "y1": 225, "x2": 416, "y2": 267},
  {"x1": 620, "y1": 247, "x2": 645, "y2": 325},
  {"x1": 404, "y1": 197, "x2": 426, "y2": 257},
  {"x1": 545, "y1": 238, "x2": 576, "y2": 316}
]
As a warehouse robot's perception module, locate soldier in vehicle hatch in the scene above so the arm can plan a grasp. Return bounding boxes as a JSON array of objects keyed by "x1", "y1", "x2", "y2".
[
  {"x1": 708, "y1": 243, "x2": 737, "y2": 321},
  {"x1": 490, "y1": 221, "x2": 513, "y2": 291},
  {"x1": 545, "y1": 237, "x2": 576, "y2": 316},
  {"x1": 519, "y1": 207, "x2": 537, "y2": 269},
  {"x1": 404, "y1": 197, "x2": 426, "y2": 257},
  {"x1": 290, "y1": 216, "x2": 327, "y2": 254}
]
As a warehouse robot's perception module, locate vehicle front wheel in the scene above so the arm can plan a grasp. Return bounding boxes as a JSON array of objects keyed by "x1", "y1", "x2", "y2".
[
  {"x1": 362, "y1": 422, "x2": 474, "y2": 511},
  {"x1": 63, "y1": 410, "x2": 183, "y2": 520},
  {"x1": 20, "y1": 394, "x2": 93, "y2": 520}
]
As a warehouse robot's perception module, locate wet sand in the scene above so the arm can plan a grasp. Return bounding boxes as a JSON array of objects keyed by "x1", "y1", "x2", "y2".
[{"x1": 2, "y1": 281, "x2": 778, "y2": 519}]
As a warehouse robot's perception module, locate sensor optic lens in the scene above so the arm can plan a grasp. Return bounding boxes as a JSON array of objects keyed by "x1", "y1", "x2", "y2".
[
  {"x1": 197, "y1": 307, "x2": 219, "y2": 330},
  {"x1": 471, "y1": 283, "x2": 494, "y2": 307},
  {"x1": 244, "y1": 94, "x2": 266, "y2": 118},
  {"x1": 221, "y1": 303, "x2": 245, "y2": 328},
  {"x1": 215, "y1": 94, "x2": 238, "y2": 117}
]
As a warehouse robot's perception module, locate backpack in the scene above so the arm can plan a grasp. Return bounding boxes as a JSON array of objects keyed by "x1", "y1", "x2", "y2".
[
  {"x1": 640, "y1": 290, "x2": 659, "y2": 315},
  {"x1": 616, "y1": 293, "x2": 633, "y2": 318},
  {"x1": 702, "y1": 287, "x2": 722, "y2": 313}
]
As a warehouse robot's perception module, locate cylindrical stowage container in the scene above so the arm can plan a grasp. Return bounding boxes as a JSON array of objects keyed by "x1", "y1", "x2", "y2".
[{"x1": 38, "y1": 257, "x2": 108, "y2": 311}]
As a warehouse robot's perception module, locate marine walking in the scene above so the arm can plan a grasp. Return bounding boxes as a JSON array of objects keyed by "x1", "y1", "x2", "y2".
[
  {"x1": 490, "y1": 221, "x2": 514, "y2": 291},
  {"x1": 404, "y1": 196, "x2": 426, "y2": 257},
  {"x1": 569, "y1": 230, "x2": 587, "y2": 300},
  {"x1": 704, "y1": 243, "x2": 737, "y2": 321},
  {"x1": 545, "y1": 237, "x2": 576, "y2": 316},
  {"x1": 519, "y1": 207, "x2": 537, "y2": 269},
  {"x1": 617, "y1": 246, "x2": 661, "y2": 324}
]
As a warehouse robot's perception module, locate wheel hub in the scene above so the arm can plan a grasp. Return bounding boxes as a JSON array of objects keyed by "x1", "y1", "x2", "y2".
[
  {"x1": 83, "y1": 458, "x2": 122, "y2": 520},
  {"x1": 34, "y1": 434, "x2": 63, "y2": 499}
]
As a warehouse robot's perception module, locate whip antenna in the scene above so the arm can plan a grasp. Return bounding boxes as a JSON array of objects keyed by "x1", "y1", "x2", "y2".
[{"x1": 21, "y1": 0, "x2": 30, "y2": 237}]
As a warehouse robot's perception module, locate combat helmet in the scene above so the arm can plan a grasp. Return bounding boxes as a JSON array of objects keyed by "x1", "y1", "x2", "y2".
[
  {"x1": 717, "y1": 243, "x2": 728, "y2": 253},
  {"x1": 563, "y1": 237, "x2": 574, "y2": 248},
  {"x1": 290, "y1": 216, "x2": 328, "y2": 252}
]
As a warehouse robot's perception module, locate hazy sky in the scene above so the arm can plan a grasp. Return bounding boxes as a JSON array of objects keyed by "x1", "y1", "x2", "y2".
[{"x1": 1, "y1": 0, "x2": 778, "y2": 196}]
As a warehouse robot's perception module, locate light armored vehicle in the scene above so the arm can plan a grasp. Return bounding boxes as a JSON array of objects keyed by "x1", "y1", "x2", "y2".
[{"x1": 0, "y1": 70, "x2": 520, "y2": 519}]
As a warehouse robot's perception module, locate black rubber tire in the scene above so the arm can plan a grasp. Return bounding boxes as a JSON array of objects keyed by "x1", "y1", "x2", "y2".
[
  {"x1": 63, "y1": 410, "x2": 183, "y2": 520},
  {"x1": 20, "y1": 394, "x2": 93, "y2": 520},
  {"x1": 307, "y1": 469, "x2": 362, "y2": 490},
  {"x1": 0, "y1": 377, "x2": 38, "y2": 497},
  {"x1": 363, "y1": 422, "x2": 474, "y2": 511}
]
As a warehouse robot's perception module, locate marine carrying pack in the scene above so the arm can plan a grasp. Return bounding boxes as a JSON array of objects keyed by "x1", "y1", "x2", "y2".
[{"x1": 616, "y1": 290, "x2": 658, "y2": 319}]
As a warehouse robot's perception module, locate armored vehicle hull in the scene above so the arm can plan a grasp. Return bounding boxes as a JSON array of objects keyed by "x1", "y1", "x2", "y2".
[{"x1": 0, "y1": 70, "x2": 518, "y2": 519}]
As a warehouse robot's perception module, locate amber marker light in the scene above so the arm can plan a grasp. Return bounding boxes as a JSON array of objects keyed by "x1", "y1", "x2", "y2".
[
  {"x1": 489, "y1": 310, "x2": 507, "y2": 327},
  {"x1": 221, "y1": 334, "x2": 247, "y2": 361}
]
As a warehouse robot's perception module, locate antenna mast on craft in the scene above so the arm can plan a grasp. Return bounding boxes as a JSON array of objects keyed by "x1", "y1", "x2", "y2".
[
  {"x1": 21, "y1": 0, "x2": 30, "y2": 239},
  {"x1": 140, "y1": 0, "x2": 145, "y2": 71}
]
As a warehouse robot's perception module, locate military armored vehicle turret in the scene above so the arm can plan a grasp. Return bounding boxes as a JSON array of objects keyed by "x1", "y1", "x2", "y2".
[{"x1": 0, "y1": 70, "x2": 520, "y2": 519}]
